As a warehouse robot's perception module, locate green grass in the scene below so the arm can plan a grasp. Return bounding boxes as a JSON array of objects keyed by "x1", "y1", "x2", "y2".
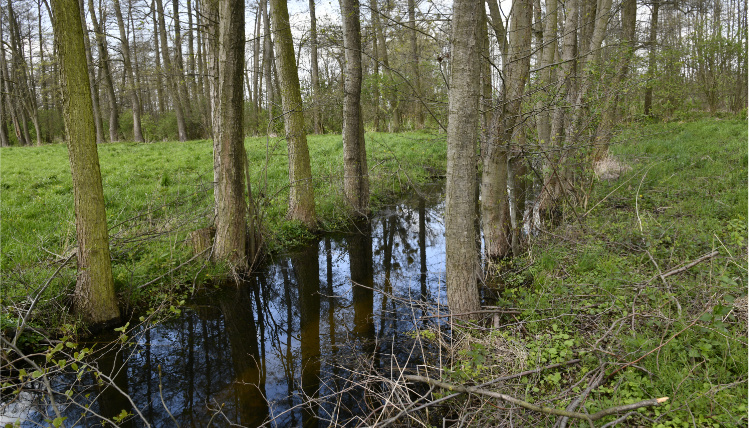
[
  {"x1": 454, "y1": 118, "x2": 748, "y2": 427},
  {"x1": 0, "y1": 131, "x2": 446, "y2": 327}
]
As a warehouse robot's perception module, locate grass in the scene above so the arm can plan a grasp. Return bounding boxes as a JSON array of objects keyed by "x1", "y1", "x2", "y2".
[
  {"x1": 0, "y1": 131, "x2": 446, "y2": 329},
  {"x1": 444, "y1": 117, "x2": 747, "y2": 427}
]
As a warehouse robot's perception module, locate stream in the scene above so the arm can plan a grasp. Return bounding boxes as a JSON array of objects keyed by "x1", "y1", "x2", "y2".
[{"x1": 4, "y1": 185, "x2": 451, "y2": 427}]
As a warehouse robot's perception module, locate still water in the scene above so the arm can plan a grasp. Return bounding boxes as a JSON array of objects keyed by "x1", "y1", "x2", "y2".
[{"x1": 7, "y1": 188, "x2": 450, "y2": 427}]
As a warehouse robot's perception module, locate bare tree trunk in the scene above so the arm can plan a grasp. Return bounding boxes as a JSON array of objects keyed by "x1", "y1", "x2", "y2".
[
  {"x1": 51, "y1": 0, "x2": 120, "y2": 324},
  {"x1": 212, "y1": 0, "x2": 249, "y2": 269},
  {"x1": 0, "y1": 16, "x2": 24, "y2": 146},
  {"x1": 408, "y1": 0, "x2": 423, "y2": 128},
  {"x1": 644, "y1": 0, "x2": 660, "y2": 116},
  {"x1": 87, "y1": 0, "x2": 120, "y2": 142},
  {"x1": 113, "y1": 0, "x2": 144, "y2": 141},
  {"x1": 155, "y1": 0, "x2": 188, "y2": 140},
  {"x1": 592, "y1": 0, "x2": 636, "y2": 161},
  {"x1": 152, "y1": 3, "x2": 165, "y2": 115},
  {"x1": 309, "y1": 0, "x2": 323, "y2": 134},
  {"x1": 172, "y1": 0, "x2": 193, "y2": 118},
  {"x1": 369, "y1": 0, "x2": 381, "y2": 131},
  {"x1": 262, "y1": 0, "x2": 274, "y2": 126},
  {"x1": 269, "y1": 0, "x2": 317, "y2": 227},
  {"x1": 446, "y1": 0, "x2": 481, "y2": 318},
  {"x1": 6, "y1": 2, "x2": 40, "y2": 146},
  {"x1": 372, "y1": 1, "x2": 400, "y2": 132},
  {"x1": 186, "y1": 0, "x2": 198, "y2": 103},
  {"x1": 251, "y1": 3, "x2": 261, "y2": 135},
  {"x1": 341, "y1": 0, "x2": 369, "y2": 215}
]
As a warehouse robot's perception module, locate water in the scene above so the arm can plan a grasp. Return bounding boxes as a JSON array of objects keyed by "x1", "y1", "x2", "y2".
[{"x1": 4, "y1": 186, "x2": 450, "y2": 427}]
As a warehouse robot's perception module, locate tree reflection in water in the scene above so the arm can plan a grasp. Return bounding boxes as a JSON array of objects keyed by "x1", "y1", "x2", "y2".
[{"x1": 14, "y1": 188, "x2": 447, "y2": 427}]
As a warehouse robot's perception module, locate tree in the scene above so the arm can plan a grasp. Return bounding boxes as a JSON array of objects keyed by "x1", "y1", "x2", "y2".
[
  {"x1": 155, "y1": 0, "x2": 188, "y2": 141},
  {"x1": 309, "y1": 0, "x2": 323, "y2": 134},
  {"x1": 445, "y1": 0, "x2": 481, "y2": 318},
  {"x1": 269, "y1": 0, "x2": 317, "y2": 228},
  {"x1": 112, "y1": 0, "x2": 144, "y2": 142},
  {"x1": 211, "y1": 0, "x2": 251, "y2": 268},
  {"x1": 50, "y1": 0, "x2": 120, "y2": 324},
  {"x1": 87, "y1": 0, "x2": 121, "y2": 142},
  {"x1": 341, "y1": 0, "x2": 369, "y2": 215}
]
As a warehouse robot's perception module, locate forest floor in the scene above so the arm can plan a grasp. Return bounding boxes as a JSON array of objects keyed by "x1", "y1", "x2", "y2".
[
  {"x1": 0, "y1": 131, "x2": 445, "y2": 333},
  {"x1": 1, "y1": 118, "x2": 746, "y2": 426},
  {"x1": 417, "y1": 117, "x2": 747, "y2": 427}
]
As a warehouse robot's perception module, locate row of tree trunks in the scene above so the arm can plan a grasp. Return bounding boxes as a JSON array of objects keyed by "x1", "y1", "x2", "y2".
[
  {"x1": 87, "y1": 0, "x2": 120, "y2": 142},
  {"x1": 112, "y1": 0, "x2": 144, "y2": 142}
]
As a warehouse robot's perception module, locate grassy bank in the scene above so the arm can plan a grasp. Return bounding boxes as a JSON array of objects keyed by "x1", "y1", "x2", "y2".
[
  {"x1": 0, "y1": 131, "x2": 445, "y2": 331},
  {"x1": 438, "y1": 118, "x2": 747, "y2": 426}
]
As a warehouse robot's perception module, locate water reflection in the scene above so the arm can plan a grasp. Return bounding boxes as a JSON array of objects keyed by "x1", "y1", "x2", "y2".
[{"x1": 8, "y1": 190, "x2": 448, "y2": 427}]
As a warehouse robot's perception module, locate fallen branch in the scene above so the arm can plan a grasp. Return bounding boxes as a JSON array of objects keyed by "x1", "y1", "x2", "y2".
[
  {"x1": 404, "y1": 375, "x2": 667, "y2": 423},
  {"x1": 659, "y1": 250, "x2": 720, "y2": 280},
  {"x1": 374, "y1": 360, "x2": 582, "y2": 427}
]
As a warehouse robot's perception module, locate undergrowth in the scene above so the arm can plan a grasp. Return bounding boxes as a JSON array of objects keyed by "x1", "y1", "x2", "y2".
[{"x1": 429, "y1": 118, "x2": 747, "y2": 427}]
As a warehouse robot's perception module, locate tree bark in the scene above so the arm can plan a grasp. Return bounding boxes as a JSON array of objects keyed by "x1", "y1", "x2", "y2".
[
  {"x1": 51, "y1": 0, "x2": 120, "y2": 324},
  {"x1": 112, "y1": 0, "x2": 144, "y2": 141},
  {"x1": 341, "y1": 0, "x2": 370, "y2": 215},
  {"x1": 446, "y1": 0, "x2": 481, "y2": 318},
  {"x1": 212, "y1": 0, "x2": 249, "y2": 269},
  {"x1": 269, "y1": 0, "x2": 317, "y2": 228},
  {"x1": 309, "y1": 0, "x2": 323, "y2": 134},
  {"x1": 87, "y1": 0, "x2": 120, "y2": 142}
]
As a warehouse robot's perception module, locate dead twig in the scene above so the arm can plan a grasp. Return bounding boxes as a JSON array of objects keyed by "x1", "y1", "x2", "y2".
[{"x1": 404, "y1": 374, "x2": 668, "y2": 424}]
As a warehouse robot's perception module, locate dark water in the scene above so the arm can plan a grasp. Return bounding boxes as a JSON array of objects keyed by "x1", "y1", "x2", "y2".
[{"x1": 6, "y1": 187, "x2": 449, "y2": 427}]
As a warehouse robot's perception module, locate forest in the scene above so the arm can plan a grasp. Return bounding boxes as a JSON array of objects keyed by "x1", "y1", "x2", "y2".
[{"x1": 0, "y1": 0, "x2": 747, "y2": 426}]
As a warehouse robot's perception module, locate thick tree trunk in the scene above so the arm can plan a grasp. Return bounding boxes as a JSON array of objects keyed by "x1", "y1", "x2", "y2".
[
  {"x1": 87, "y1": 0, "x2": 120, "y2": 142},
  {"x1": 155, "y1": 0, "x2": 188, "y2": 140},
  {"x1": 341, "y1": 0, "x2": 370, "y2": 215},
  {"x1": 112, "y1": 0, "x2": 144, "y2": 141},
  {"x1": 51, "y1": 0, "x2": 120, "y2": 324},
  {"x1": 309, "y1": 0, "x2": 323, "y2": 134},
  {"x1": 269, "y1": 0, "x2": 317, "y2": 227},
  {"x1": 446, "y1": 0, "x2": 481, "y2": 318},
  {"x1": 212, "y1": 0, "x2": 249, "y2": 269}
]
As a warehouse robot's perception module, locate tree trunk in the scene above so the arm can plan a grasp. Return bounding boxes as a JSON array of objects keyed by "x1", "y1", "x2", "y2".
[
  {"x1": 262, "y1": 0, "x2": 275, "y2": 126},
  {"x1": 269, "y1": 0, "x2": 317, "y2": 228},
  {"x1": 341, "y1": 0, "x2": 369, "y2": 215},
  {"x1": 408, "y1": 0, "x2": 423, "y2": 128},
  {"x1": 372, "y1": 1, "x2": 400, "y2": 132},
  {"x1": 87, "y1": 0, "x2": 120, "y2": 142},
  {"x1": 172, "y1": 0, "x2": 193, "y2": 118},
  {"x1": 446, "y1": 0, "x2": 481, "y2": 318},
  {"x1": 155, "y1": 0, "x2": 188, "y2": 140},
  {"x1": 51, "y1": 0, "x2": 120, "y2": 324},
  {"x1": 644, "y1": 0, "x2": 660, "y2": 116},
  {"x1": 212, "y1": 0, "x2": 249, "y2": 269},
  {"x1": 152, "y1": 3, "x2": 165, "y2": 115},
  {"x1": 309, "y1": 0, "x2": 323, "y2": 134},
  {"x1": 186, "y1": 0, "x2": 198, "y2": 103},
  {"x1": 251, "y1": 3, "x2": 261, "y2": 134},
  {"x1": 369, "y1": 0, "x2": 381, "y2": 131},
  {"x1": 112, "y1": 0, "x2": 144, "y2": 142}
]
